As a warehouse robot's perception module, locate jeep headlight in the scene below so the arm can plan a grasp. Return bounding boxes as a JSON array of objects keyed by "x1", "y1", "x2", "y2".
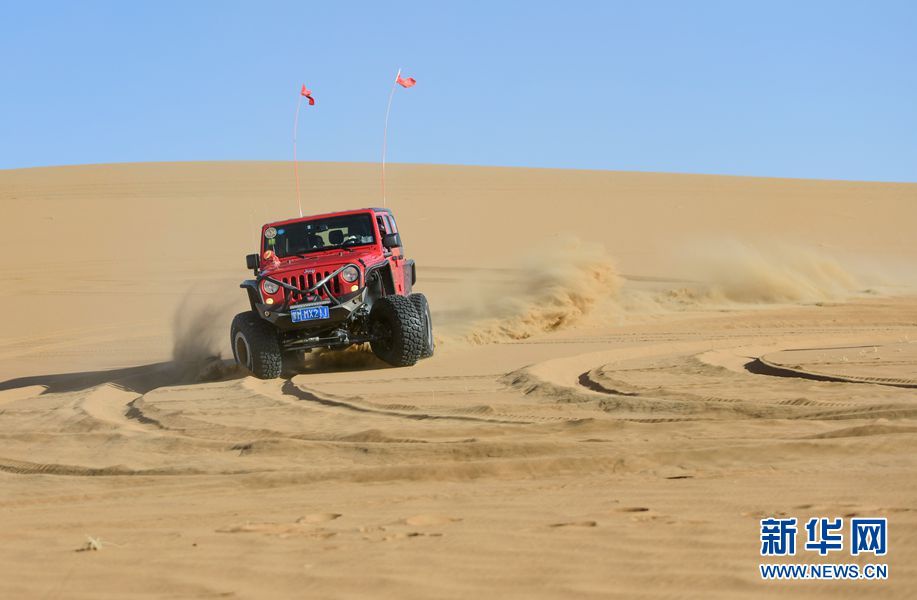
[
  {"x1": 340, "y1": 265, "x2": 359, "y2": 283},
  {"x1": 262, "y1": 280, "x2": 279, "y2": 295}
]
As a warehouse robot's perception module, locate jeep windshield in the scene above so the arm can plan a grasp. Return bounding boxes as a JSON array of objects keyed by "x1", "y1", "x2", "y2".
[{"x1": 264, "y1": 213, "x2": 376, "y2": 258}]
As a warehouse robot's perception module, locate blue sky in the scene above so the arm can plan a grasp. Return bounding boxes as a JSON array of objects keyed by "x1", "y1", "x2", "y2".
[{"x1": 2, "y1": 1, "x2": 915, "y2": 181}]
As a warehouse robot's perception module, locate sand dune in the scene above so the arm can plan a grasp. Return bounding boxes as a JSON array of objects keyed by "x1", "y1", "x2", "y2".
[{"x1": 1, "y1": 162, "x2": 916, "y2": 598}]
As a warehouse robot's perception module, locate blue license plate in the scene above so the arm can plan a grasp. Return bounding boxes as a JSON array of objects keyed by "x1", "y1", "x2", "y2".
[{"x1": 290, "y1": 305, "x2": 330, "y2": 323}]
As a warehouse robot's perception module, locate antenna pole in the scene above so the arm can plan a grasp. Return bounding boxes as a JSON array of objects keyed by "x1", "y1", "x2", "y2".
[
  {"x1": 381, "y1": 68, "x2": 401, "y2": 208},
  {"x1": 293, "y1": 93, "x2": 305, "y2": 218}
]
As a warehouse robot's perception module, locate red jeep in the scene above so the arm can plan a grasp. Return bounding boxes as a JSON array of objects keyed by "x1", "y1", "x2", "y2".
[{"x1": 231, "y1": 207, "x2": 433, "y2": 378}]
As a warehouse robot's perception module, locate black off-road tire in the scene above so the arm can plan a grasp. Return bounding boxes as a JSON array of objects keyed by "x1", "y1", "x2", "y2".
[
  {"x1": 408, "y1": 292, "x2": 434, "y2": 359},
  {"x1": 369, "y1": 295, "x2": 424, "y2": 367},
  {"x1": 230, "y1": 311, "x2": 282, "y2": 379}
]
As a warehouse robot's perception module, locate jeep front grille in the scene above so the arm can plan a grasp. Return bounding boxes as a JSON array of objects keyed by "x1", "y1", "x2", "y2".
[{"x1": 281, "y1": 272, "x2": 342, "y2": 302}]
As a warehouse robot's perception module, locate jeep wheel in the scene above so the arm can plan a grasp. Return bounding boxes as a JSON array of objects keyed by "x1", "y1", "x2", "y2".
[
  {"x1": 408, "y1": 292, "x2": 434, "y2": 359},
  {"x1": 230, "y1": 311, "x2": 282, "y2": 379},
  {"x1": 369, "y1": 295, "x2": 424, "y2": 367}
]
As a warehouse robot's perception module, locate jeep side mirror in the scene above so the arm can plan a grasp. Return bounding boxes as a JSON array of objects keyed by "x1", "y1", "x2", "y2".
[
  {"x1": 382, "y1": 233, "x2": 402, "y2": 248},
  {"x1": 245, "y1": 253, "x2": 259, "y2": 270}
]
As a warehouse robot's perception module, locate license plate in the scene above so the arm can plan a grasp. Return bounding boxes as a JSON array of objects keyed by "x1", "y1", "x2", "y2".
[{"x1": 290, "y1": 305, "x2": 330, "y2": 323}]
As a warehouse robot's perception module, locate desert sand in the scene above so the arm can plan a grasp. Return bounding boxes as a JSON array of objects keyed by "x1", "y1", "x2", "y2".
[{"x1": 0, "y1": 161, "x2": 915, "y2": 598}]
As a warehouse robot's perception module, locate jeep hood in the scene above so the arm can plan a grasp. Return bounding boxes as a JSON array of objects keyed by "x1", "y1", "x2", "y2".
[{"x1": 260, "y1": 249, "x2": 386, "y2": 276}]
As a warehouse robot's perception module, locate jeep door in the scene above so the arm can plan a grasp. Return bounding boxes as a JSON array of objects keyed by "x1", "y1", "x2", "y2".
[{"x1": 375, "y1": 212, "x2": 408, "y2": 295}]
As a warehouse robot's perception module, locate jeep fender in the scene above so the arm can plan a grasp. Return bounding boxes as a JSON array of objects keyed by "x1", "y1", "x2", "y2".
[
  {"x1": 364, "y1": 260, "x2": 396, "y2": 298},
  {"x1": 240, "y1": 280, "x2": 260, "y2": 311},
  {"x1": 404, "y1": 259, "x2": 416, "y2": 294}
]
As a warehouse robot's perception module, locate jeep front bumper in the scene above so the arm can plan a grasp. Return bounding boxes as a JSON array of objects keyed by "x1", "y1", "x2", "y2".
[{"x1": 253, "y1": 288, "x2": 367, "y2": 332}]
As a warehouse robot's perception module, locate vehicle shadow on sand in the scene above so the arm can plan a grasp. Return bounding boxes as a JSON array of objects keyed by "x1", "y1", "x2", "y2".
[
  {"x1": 0, "y1": 359, "x2": 239, "y2": 396},
  {"x1": 0, "y1": 351, "x2": 391, "y2": 397}
]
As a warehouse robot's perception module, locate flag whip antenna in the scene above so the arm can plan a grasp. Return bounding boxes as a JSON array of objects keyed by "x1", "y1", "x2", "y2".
[
  {"x1": 293, "y1": 93, "x2": 305, "y2": 218},
  {"x1": 381, "y1": 68, "x2": 401, "y2": 208},
  {"x1": 293, "y1": 84, "x2": 315, "y2": 218}
]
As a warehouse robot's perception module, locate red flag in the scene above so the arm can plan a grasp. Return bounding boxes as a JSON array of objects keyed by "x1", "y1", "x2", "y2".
[
  {"x1": 300, "y1": 84, "x2": 315, "y2": 105},
  {"x1": 396, "y1": 74, "x2": 416, "y2": 88}
]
